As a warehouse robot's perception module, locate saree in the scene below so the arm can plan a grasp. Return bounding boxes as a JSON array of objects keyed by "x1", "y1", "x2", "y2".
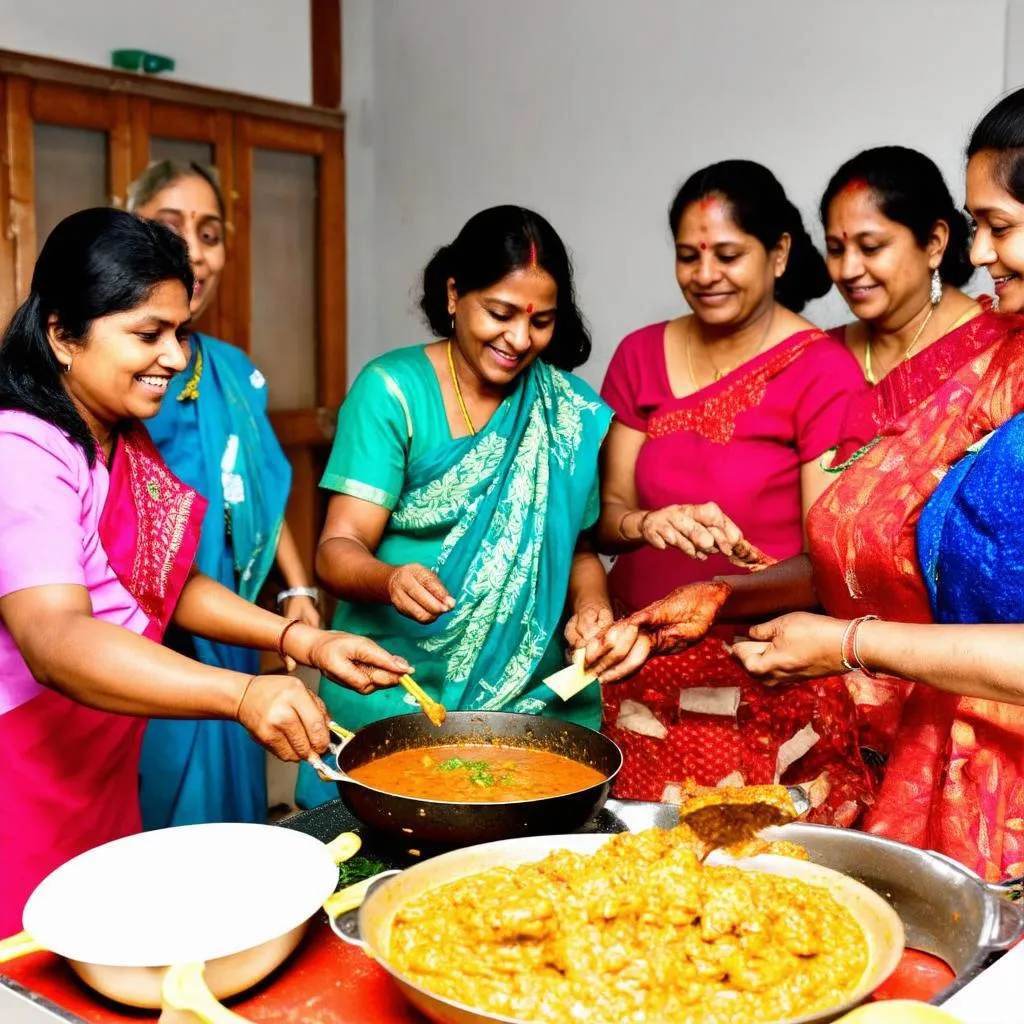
[
  {"x1": 808, "y1": 309, "x2": 1024, "y2": 878},
  {"x1": 295, "y1": 350, "x2": 611, "y2": 809},
  {"x1": 140, "y1": 335, "x2": 291, "y2": 829},
  {"x1": 914, "y1": 413, "x2": 1024, "y2": 878},
  {"x1": 0, "y1": 416, "x2": 203, "y2": 933},
  {"x1": 599, "y1": 327, "x2": 872, "y2": 822}
]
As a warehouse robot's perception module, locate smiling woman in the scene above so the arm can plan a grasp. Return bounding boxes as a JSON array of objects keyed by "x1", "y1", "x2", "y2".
[
  {"x1": 0, "y1": 208, "x2": 409, "y2": 933},
  {"x1": 125, "y1": 162, "x2": 324, "y2": 832},
  {"x1": 296, "y1": 205, "x2": 650, "y2": 810}
]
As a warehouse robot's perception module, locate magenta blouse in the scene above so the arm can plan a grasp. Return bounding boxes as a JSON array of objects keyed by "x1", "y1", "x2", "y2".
[{"x1": 601, "y1": 321, "x2": 866, "y2": 613}]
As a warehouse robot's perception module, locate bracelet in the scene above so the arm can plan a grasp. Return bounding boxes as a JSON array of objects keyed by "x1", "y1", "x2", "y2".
[
  {"x1": 235, "y1": 674, "x2": 258, "y2": 721},
  {"x1": 276, "y1": 586, "x2": 319, "y2": 607},
  {"x1": 840, "y1": 615, "x2": 879, "y2": 675},
  {"x1": 277, "y1": 618, "x2": 302, "y2": 663},
  {"x1": 851, "y1": 614, "x2": 880, "y2": 677}
]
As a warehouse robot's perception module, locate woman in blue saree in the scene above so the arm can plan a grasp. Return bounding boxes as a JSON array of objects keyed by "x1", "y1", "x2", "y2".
[
  {"x1": 296, "y1": 206, "x2": 649, "y2": 808},
  {"x1": 128, "y1": 162, "x2": 321, "y2": 828}
]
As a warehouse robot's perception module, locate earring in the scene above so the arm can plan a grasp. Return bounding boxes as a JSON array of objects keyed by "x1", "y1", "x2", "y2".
[
  {"x1": 450, "y1": 315, "x2": 455, "y2": 337},
  {"x1": 62, "y1": 360, "x2": 72, "y2": 374},
  {"x1": 930, "y1": 268, "x2": 942, "y2": 306},
  {"x1": 993, "y1": 293, "x2": 1001, "y2": 312}
]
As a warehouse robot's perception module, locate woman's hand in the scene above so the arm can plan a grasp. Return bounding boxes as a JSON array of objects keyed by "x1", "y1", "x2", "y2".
[
  {"x1": 641, "y1": 502, "x2": 744, "y2": 560},
  {"x1": 565, "y1": 603, "x2": 653, "y2": 684},
  {"x1": 565, "y1": 601, "x2": 613, "y2": 651},
  {"x1": 730, "y1": 612, "x2": 848, "y2": 684},
  {"x1": 235, "y1": 674, "x2": 331, "y2": 761},
  {"x1": 288, "y1": 627, "x2": 412, "y2": 694},
  {"x1": 387, "y1": 563, "x2": 456, "y2": 623},
  {"x1": 627, "y1": 581, "x2": 730, "y2": 654},
  {"x1": 281, "y1": 594, "x2": 322, "y2": 629}
]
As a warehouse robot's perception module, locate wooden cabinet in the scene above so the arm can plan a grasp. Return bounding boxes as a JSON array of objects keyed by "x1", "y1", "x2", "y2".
[{"x1": 0, "y1": 50, "x2": 346, "y2": 572}]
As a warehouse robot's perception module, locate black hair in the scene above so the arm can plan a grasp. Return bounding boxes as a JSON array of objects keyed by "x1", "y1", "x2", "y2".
[
  {"x1": 419, "y1": 205, "x2": 591, "y2": 371},
  {"x1": 0, "y1": 207, "x2": 193, "y2": 465},
  {"x1": 668, "y1": 159, "x2": 831, "y2": 313},
  {"x1": 967, "y1": 87, "x2": 1024, "y2": 205},
  {"x1": 820, "y1": 146, "x2": 973, "y2": 287}
]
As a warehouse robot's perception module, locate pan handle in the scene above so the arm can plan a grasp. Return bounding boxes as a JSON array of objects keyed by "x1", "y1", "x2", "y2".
[
  {"x1": 159, "y1": 962, "x2": 250, "y2": 1024},
  {"x1": 306, "y1": 721, "x2": 355, "y2": 783},
  {"x1": 0, "y1": 930, "x2": 45, "y2": 964},
  {"x1": 326, "y1": 871, "x2": 402, "y2": 948},
  {"x1": 982, "y1": 882, "x2": 1024, "y2": 949}
]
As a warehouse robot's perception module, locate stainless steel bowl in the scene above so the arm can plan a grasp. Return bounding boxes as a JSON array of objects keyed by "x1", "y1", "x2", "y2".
[{"x1": 760, "y1": 821, "x2": 1023, "y2": 1002}]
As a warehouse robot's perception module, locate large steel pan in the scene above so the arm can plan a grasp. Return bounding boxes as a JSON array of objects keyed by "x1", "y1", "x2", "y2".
[
  {"x1": 329, "y1": 711, "x2": 622, "y2": 846},
  {"x1": 758, "y1": 821, "x2": 1024, "y2": 1002},
  {"x1": 332, "y1": 831, "x2": 906, "y2": 1024}
]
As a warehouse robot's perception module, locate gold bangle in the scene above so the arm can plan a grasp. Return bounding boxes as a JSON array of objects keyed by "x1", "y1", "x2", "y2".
[
  {"x1": 235, "y1": 674, "x2": 258, "y2": 722},
  {"x1": 277, "y1": 618, "x2": 302, "y2": 663}
]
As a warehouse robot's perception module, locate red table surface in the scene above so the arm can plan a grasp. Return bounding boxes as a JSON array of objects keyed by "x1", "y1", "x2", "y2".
[{"x1": 0, "y1": 914, "x2": 428, "y2": 1024}]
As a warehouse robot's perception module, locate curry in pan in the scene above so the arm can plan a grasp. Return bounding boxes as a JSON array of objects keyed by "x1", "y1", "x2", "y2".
[
  {"x1": 388, "y1": 826, "x2": 869, "y2": 1024},
  {"x1": 347, "y1": 744, "x2": 606, "y2": 803}
]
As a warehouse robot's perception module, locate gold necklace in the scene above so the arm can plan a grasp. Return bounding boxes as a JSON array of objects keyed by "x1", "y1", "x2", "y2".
[
  {"x1": 863, "y1": 302, "x2": 935, "y2": 385},
  {"x1": 684, "y1": 312, "x2": 773, "y2": 388},
  {"x1": 447, "y1": 339, "x2": 476, "y2": 435}
]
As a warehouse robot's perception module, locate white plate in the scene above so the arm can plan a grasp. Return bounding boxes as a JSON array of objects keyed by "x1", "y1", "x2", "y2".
[{"x1": 23, "y1": 823, "x2": 338, "y2": 967}]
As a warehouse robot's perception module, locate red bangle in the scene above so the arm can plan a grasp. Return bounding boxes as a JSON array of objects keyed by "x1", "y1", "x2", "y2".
[
  {"x1": 277, "y1": 618, "x2": 302, "y2": 663},
  {"x1": 841, "y1": 615, "x2": 879, "y2": 676}
]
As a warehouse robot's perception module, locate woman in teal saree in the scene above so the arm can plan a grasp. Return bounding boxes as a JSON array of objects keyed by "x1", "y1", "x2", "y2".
[
  {"x1": 297, "y1": 206, "x2": 648, "y2": 808},
  {"x1": 128, "y1": 162, "x2": 321, "y2": 828}
]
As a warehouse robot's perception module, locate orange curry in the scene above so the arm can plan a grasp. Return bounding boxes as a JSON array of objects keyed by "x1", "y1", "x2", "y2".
[
  {"x1": 347, "y1": 744, "x2": 606, "y2": 802},
  {"x1": 389, "y1": 827, "x2": 868, "y2": 1023}
]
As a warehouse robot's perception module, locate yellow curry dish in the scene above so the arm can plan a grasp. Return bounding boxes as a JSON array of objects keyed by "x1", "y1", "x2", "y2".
[{"x1": 388, "y1": 827, "x2": 869, "y2": 1024}]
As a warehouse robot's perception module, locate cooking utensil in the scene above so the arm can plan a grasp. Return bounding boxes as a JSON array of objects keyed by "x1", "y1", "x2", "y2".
[
  {"x1": 320, "y1": 710, "x2": 622, "y2": 846},
  {"x1": 399, "y1": 673, "x2": 447, "y2": 725},
  {"x1": 0, "y1": 824, "x2": 362, "y2": 1009},
  {"x1": 676, "y1": 783, "x2": 810, "y2": 850},
  {"x1": 542, "y1": 648, "x2": 597, "y2": 701},
  {"x1": 331, "y1": 831, "x2": 905, "y2": 1024},
  {"x1": 758, "y1": 821, "x2": 1024, "y2": 1004}
]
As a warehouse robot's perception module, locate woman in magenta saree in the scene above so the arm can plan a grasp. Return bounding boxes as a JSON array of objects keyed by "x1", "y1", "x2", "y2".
[{"x1": 0, "y1": 209, "x2": 407, "y2": 933}]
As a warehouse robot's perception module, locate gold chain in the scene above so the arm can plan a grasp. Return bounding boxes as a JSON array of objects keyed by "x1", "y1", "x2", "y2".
[
  {"x1": 447, "y1": 339, "x2": 476, "y2": 435},
  {"x1": 177, "y1": 343, "x2": 203, "y2": 402},
  {"x1": 684, "y1": 312, "x2": 773, "y2": 389},
  {"x1": 863, "y1": 301, "x2": 935, "y2": 385}
]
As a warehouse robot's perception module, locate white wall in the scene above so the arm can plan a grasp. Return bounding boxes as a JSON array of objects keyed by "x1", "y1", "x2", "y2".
[
  {"x1": 0, "y1": 0, "x2": 310, "y2": 104},
  {"x1": 346, "y1": 0, "x2": 1008, "y2": 389}
]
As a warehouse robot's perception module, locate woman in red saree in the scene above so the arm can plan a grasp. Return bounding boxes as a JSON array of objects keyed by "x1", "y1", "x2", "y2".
[
  {"x1": 717, "y1": 114, "x2": 1024, "y2": 880},
  {"x1": 0, "y1": 209, "x2": 409, "y2": 933},
  {"x1": 593, "y1": 161, "x2": 870, "y2": 819}
]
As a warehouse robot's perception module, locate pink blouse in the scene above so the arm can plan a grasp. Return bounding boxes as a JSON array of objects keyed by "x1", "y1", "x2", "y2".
[
  {"x1": 602, "y1": 322, "x2": 866, "y2": 613},
  {"x1": 0, "y1": 411, "x2": 151, "y2": 934}
]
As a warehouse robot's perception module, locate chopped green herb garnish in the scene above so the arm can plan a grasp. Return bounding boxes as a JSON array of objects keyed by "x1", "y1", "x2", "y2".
[
  {"x1": 436, "y1": 757, "x2": 517, "y2": 788},
  {"x1": 336, "y1": 855, "x2": 389, "y2": 886}
]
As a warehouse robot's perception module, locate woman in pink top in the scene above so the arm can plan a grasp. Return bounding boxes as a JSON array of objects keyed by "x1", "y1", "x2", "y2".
[
  {"x1": 0, "y1": 209, "x2": 410, "y2": 934},
  {"x1": 595, "y1": 161, "x2": 872, "y2": 820}
]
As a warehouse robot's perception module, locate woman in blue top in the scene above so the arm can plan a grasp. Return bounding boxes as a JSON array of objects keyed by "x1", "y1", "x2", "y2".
[
  {"x1": 128, "y1": 161, "x2": 321, "y2": 828},
  {"x1": 296, "y1": 206, "x2": 651, "y2": 809}
]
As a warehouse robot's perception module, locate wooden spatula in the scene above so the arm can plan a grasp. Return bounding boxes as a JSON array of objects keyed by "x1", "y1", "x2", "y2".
[{"x1": 543, "y1": 648, "x2": 598, "y2": 701}]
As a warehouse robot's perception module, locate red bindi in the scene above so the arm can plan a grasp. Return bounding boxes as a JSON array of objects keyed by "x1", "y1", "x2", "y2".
[
  {"x1": 526, "y1": 303, "x2": 534, "y2": 314},
  {"x1": 699, "y1": 242, "x2": 707, "y2": 251},
  {"x1": 842, "y1": 231, "x2": 849, "y2": 242},
  {"x1": 840, "y1": 178, "x2": 870, "y2": 196}
]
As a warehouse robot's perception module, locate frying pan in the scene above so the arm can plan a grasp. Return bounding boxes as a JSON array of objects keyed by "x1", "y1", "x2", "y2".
[
  {"x1": 331, "y1": 831, "x2": 906, "y2": 1024},
  {"x1": 0, "y1": 823, "x2": 362, "y2": 1011},
  {"x1": 324, "y1": 711, "x2": 622, "y2": 846}
]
